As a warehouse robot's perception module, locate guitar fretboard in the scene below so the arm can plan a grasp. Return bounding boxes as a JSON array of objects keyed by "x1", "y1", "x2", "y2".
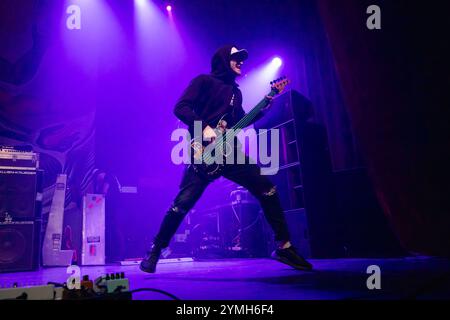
[{"x1": 231, "y1": 88, "x2": 278, "y2": 131}]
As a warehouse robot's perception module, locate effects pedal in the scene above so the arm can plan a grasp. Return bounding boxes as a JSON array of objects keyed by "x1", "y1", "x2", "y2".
[
  {"x1": 94, "y1": 272, "x2": 130, "y2": 294},
  {"x1": 0, "y1": 284, "x2": 63, "y2": 300}
]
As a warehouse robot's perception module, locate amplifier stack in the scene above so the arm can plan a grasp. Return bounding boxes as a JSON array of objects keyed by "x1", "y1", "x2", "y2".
[{"x1": 0, "y1": 147, "x2": 42, "y2": 273}]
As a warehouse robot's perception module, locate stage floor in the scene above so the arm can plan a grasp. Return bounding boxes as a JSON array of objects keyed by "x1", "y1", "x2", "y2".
[{"x1": 1, "y1": 257, "x2": 449, "y2": 300}]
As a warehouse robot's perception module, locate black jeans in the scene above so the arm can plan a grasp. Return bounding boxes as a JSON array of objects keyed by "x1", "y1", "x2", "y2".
[{"x1": 153, "y1": 162, "x2": 291, "y2": 248}]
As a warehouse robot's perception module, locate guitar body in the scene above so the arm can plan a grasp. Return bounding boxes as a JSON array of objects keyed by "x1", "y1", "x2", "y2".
[
  {"x1": 189, "y1": 77, "x2": 290, "y2": 180},
  {"x1": 190, "y1": 119, "x2": 232, "y2": 180},
  {"x1": 191, "y1": 160, "x2": 225, "y2": 180}
]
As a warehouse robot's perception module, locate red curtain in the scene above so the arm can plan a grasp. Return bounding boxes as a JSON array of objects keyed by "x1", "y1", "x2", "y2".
[{"x1": 317, "y1": 0, "x2": 450, "y2": 256}]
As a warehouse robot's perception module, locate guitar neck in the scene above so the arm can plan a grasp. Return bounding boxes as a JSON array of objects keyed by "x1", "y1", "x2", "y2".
[{"x1": 231, "y1": 88, "x2": 278, "y2": 131}]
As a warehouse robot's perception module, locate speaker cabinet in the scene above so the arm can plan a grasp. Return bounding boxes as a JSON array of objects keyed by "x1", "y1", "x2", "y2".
[
  {"x1": 0, "y1": 170, "x2": 43, "y2": 273},
  {"x1": 0, "y1": 170, "x2": 42, "y2": 221},
  {"x1": 254, "y1": 90, "x2": 337, "y2": 258},
  {"x1": 0, "y1": 221, "x2": 41, "y2": 272}
]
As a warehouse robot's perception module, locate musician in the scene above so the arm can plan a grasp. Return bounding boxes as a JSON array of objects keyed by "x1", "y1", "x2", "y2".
[{"x1": 140, "y1": 45, "x2": 312, "y2": 273}]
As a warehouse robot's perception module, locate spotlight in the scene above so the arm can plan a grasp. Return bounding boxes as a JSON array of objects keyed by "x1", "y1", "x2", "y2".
[
  {"x1": 136, "y1": 0, "x2": 147, "y2": 7},
  {"x1": 272, "y1": 57, "x2": 282, "y2": 68},
  {"x1": 166, "y1": 5, "x2": 172, "y2": 12}
]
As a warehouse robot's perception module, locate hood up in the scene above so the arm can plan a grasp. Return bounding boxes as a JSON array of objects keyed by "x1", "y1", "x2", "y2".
[{"x1": 210, "y1": 44, "x2": 247, "y2": 85}]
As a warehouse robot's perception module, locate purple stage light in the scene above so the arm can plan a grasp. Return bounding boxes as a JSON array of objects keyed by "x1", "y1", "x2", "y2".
[
  {"x1": 272, "y1": 57, "x2": 282, "y2": 68},
  {"x1": 166, "y1": 5, "x2": 172, "y2": 12},
  {"x1": 239, "y1": 55, "x2": 284, "y2": 114},
  {"x1": 135, "y1": 0, "x2": 147, "y2": 7}
]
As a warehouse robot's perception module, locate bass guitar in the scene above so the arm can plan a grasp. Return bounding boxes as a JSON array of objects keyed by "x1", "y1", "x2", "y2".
[{"x1": 190, "y1": 76, "x2": 290, "y2": 179}]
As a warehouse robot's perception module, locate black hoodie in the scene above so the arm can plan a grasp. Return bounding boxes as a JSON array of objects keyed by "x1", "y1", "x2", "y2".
[{"x1": 174, "y1": 44, "x2": 262, "y2": 136}]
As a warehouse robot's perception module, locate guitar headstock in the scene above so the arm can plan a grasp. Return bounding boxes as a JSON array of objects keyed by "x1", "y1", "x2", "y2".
[{"x1": 270, "y1": 76, "x2": 290, "y2": 94}]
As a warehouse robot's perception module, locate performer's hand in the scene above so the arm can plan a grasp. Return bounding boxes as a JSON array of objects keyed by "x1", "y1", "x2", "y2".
[
  {"x1": 203, "y1": 125, "x2": 217, "y2": 141},
  {"x1": 263, "y1": 95, "x2": 274, "y2": 110}
]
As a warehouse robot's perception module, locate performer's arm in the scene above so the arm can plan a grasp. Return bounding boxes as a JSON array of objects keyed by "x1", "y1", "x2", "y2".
[{"x1": 174, "y1": 75, "x2": 209, "y2": 131}]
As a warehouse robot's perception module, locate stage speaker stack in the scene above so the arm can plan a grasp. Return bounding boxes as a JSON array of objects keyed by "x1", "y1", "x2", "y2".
[
  {"x1": 0, "y1": 147, "x2": 43, "y2": 273},
  {"x1": 254, "y1": 90, "x2": 339, "y2": 258}
]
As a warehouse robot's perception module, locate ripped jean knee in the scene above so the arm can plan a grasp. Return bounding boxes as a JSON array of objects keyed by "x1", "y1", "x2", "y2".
[
  {"x1": 166, "y1": 205, "x2": 187, "y2": 217},
  {"x1": 262, "y1": 186, "x2": 277, "y2": 197}
]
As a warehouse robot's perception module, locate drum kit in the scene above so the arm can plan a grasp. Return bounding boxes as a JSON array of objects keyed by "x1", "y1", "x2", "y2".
[{"x1": 185, "y1": 187, "x2": 270, "y2": 259}]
